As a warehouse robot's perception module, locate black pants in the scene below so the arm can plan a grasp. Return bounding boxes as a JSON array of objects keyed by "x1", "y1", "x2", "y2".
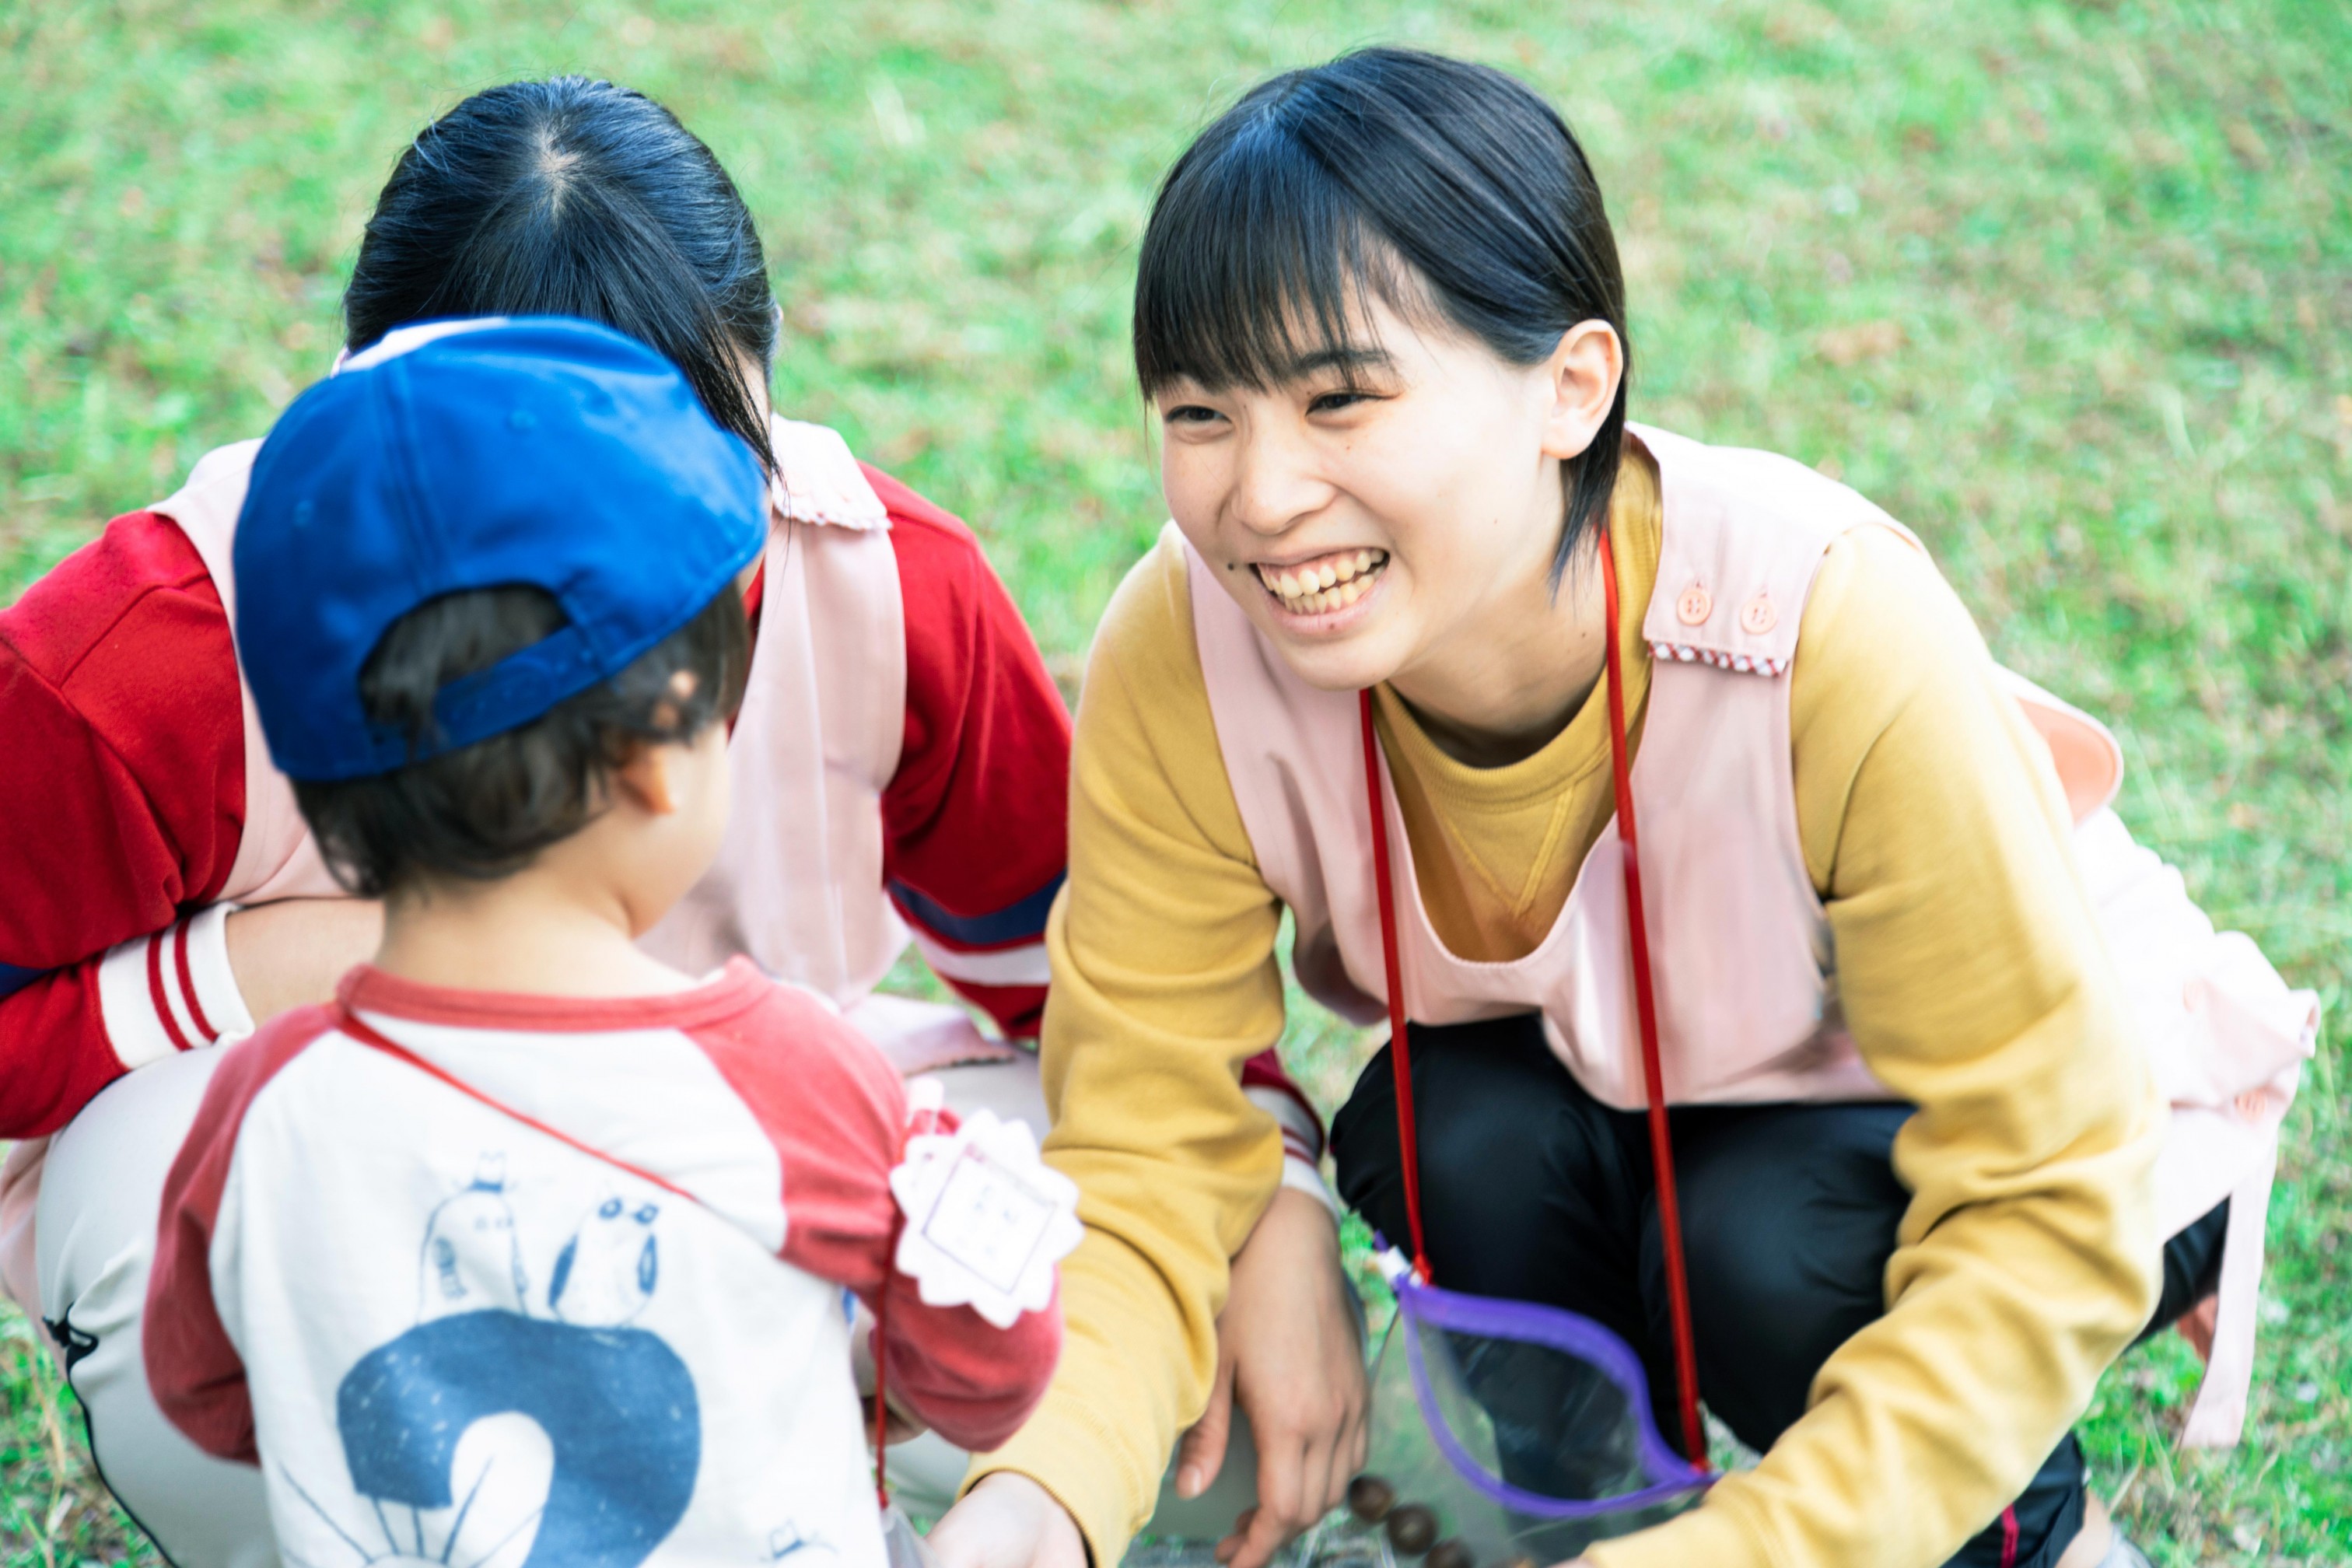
[{"x1": 1331, "y1": 1015, "x2": 2228, "y2": 1568}]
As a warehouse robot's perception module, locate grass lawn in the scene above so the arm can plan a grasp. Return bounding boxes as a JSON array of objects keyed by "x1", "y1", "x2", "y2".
[{"x1": 2, "y1": 0, "x2": 2345, "y2": 1562}]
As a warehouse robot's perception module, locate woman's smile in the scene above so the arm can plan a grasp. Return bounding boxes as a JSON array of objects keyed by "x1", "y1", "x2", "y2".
[{"x1": 1251, "y1": 547, "x2": 1389, "y2": 624}]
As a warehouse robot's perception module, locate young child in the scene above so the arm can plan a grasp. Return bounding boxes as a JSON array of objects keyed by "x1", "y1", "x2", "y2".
[{"x1": 141, "y1": 317, "x2": 1065, "y2": 1568}]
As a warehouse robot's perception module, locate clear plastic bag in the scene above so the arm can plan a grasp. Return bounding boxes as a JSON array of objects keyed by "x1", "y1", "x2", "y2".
[{"x1": 1304, "y1": 1255, "x2": 1708, "y2": 1568}]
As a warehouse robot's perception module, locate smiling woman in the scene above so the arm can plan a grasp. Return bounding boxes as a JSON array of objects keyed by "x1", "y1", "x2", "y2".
[
  {"x1": 931, "y1": 46, "x2": 2318, "y2": 1568},
  {"x1": 1127, "y1": 58, "x2": 1645, "y2": 750},
  {"x1": 1130, "y1": 51, "x2": 1629, "y2": 587},
  {"x1": 1148, "y1": 289, "x2": 1627, "y2": 754}
]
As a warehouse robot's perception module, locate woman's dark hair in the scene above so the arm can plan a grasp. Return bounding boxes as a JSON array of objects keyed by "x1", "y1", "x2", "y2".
[
  {"x1": 345, "y1": 76, "x2": 778, "y2": 474},
  {"x1": 293, "y1": 585, "x2": 751, "y2": 898},
  {"x1": 1134, "y1": 48, "x2": 1629, "y2": 580}
]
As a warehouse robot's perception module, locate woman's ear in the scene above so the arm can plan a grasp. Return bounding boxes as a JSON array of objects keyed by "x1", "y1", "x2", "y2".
[{"x1": 1538, "y1": 320, "x2": 1625, "y2": 463}]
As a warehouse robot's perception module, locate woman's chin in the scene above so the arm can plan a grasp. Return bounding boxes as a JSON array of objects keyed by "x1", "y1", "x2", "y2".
[{"x1": 1258, "y1": 610, "x2": 1409, "y2": 694}]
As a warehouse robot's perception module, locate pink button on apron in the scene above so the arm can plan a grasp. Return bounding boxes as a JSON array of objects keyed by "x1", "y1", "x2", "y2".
[
  {"x1": 1675, "y1": 585, "x2": 1712, "y2": 625},
  {"x1": 1740, "y1": 593, "x2": 1777, "y2": 635}
]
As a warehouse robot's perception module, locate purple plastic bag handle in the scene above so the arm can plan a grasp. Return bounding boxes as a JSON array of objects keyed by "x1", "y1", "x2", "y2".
[{"x1": 1394, "y1": 1275, "x2": 1713, "y2": 1521}]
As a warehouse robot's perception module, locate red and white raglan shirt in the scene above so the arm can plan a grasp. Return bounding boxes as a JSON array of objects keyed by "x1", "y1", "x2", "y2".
[
  {"x1": 0, "y1": 464, "x2": 1325, "y2": 1195},
  {"x1": 146, "y1": 959, "x2": 1057, "y2": 1568}
]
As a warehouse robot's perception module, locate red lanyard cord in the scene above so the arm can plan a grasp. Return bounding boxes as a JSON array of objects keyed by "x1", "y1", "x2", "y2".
[
  {"x1": 872, "y1": 1217, "x2": 898, "y2": 1510},
  {"x1": 1356, "y1": 525, "x2": 1708, "y2": 1471},
  {"x1": 334, "y1": 1007, "x2": 698, "y2": 1203},
  {"x1": 1597, "y1": 533, "x2": 1707, "y2": 1472},
  {"x1": 1361, "y1": 691, "x2": 1435, "y2": 1288},
  {"x1": 334, "y1": 1005, "x2": 904, "y2": 1507}
]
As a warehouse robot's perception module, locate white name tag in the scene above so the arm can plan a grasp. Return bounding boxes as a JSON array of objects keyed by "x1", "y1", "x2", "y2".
[{"x1": 889, "y1": 1092, "x2": 1080, "y2": 1328}]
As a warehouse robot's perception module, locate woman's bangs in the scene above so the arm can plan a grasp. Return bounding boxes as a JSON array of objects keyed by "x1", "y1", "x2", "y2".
[{"x1": 1133, "y1": 130, "x2": 1409, "y2": 396}]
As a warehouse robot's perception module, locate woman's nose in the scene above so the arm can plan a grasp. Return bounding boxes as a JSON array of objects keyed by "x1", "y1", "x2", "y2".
[{"x1": 1227, "y1": 422, "x2": 1334, "y2": 537}]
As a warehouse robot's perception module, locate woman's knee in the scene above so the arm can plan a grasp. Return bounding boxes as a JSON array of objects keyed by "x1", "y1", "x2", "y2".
[
  {"x1": 1338, "y1": 1018, "x2": 1577, "y2": 1202},
  {"x1": 1335, "y1": 1016, "x2": 1640, "y2": 1300},
  {"x1": 1676, "y1": 1104, "x2": 1909, "y2": 1299},
  {"x1": 38, "y1": 1050, "x2": 224, "y2": 1320},
  {"x1": 1668, "y1": 1103, "x2": 1910, "y2": 1444}
]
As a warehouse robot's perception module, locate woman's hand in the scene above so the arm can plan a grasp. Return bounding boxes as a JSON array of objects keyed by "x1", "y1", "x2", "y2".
[
  {"x1": 927, "y1": 1472, "x2": 1088, "y2": 1568},
  {"x1": 1180, "y1": 1185, "x2": 1368, "y2": 1568},
  {"x1": 223, "y1": 898, "x2": 384, "y2": 1024}
]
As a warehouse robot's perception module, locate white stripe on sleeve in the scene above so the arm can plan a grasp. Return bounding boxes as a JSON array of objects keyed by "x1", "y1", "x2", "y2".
[
  {"x1": 907, "y1": 932, "x2": 1052, "y2": 988},
  {"x1": 95, "y1": 932, "x2": 181, "y2": 1069},
  {"x1": 183, "y1": 904, "x2": 255, "y2": 1044},
  {"x1": 1244, "y1": 1083, "x2": 1324, "y2": 1160},
  {"x1": 1279, "y1": 1152, "x2": 1341, "y2": 1219},
  {"x1": 1247, "y1": 1083, "x2": 1339, "y2": 1216},
  {"x1": 157, "y1": 923, "x2": 207, "y2": 1048}
]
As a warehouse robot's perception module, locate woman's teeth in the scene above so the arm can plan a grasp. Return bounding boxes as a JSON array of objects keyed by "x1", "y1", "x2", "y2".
[{"x1": 1257, "y1": 549, "x2": 1385, "y2": 614}]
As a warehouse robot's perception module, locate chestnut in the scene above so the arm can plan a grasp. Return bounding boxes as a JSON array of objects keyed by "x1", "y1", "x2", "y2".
[
  {"x1": 1346, "y1": 1474, "x2": 1396, "y2": 1524},
  {"x1": 1424, "y1": 1540, "x2": 1473, "y2": 1568},
  {"x1": 1384, "y1": 1503, "x2": 1439, "y2": 1555}
]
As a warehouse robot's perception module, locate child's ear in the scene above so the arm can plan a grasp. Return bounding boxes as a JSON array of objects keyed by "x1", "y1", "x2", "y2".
[
  {"x1": 612, "y1": 672, "x2": 705, "y2": 816},
  {"x1": 611, "y1": 741, "x2": 684, "y2": 817}
]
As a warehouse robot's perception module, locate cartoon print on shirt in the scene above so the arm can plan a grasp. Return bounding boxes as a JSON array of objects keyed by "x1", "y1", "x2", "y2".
[
  {"x1": 416, "y1": 1154, "x2": 529, "y2": 1320},
  {"x1": 548, "y1": 1195, "x2": 660, "y2": 1326},
  {"x1": 281, "y1": 1158, "x2": 702, "y2": 1568},
  {"x1": 766, "y1": 1521, "x2": 838, "y2": 1563}
]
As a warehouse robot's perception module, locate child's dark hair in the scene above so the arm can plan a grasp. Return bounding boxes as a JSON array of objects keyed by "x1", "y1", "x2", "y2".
[
  {"x1": 1133, "y1": 48, "x2": 1629, "y2": 581},
  {"x1": 345, "y1": 76, "x2": 778, "y2": 474},
  {"x1": 293, "y1": 586, "x2": 751, "y2": 898}
]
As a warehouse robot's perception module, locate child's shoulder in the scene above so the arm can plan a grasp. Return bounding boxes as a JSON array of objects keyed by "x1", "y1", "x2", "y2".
[
  {"x1": 691, "y1": 960, "x2": 877, "y2": 1044},
  {"x1": 168, "y1": 1003, "x2": 345, "y2": 1187},
  {"x1": 681, "y1": 963, "x2": 906, "y2": 1128},
  {"x1": 208, "y1": 1002, "x2": 343, "y2": 1101}
]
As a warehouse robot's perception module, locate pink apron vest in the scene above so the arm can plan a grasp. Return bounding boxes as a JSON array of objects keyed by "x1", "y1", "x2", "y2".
[{"x1": 1189, "y1": 422, "x2": 2315, "y2": 1447}]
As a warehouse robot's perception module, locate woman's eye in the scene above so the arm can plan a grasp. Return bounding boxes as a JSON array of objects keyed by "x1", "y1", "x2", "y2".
[
  {"x1": 1308, "y1": 389, "x2": 1376, "y2": 415},
  {"x1": 1162, "y1": 404, "x2": 1223, "y2": 426}
]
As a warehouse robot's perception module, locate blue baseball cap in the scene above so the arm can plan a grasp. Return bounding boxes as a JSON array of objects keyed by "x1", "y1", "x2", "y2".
[{"x1": 234, "y1": 317, "x2": 768, "y2": 781}]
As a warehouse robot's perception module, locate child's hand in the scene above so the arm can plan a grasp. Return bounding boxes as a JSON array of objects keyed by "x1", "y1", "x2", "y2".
[{"x1": 927, "y1": 1472, "x2": 1087, "y2": 1568}]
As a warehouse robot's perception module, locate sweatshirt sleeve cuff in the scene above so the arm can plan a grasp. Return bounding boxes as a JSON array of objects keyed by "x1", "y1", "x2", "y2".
[
  {"x1": 1583, "y1": 1493, "x2": 1776, "y2": 1568},
  {"x1": 1241, "y1": 1081, "x2": 1338, "y2": 1218},
  {"x1": 963, "y1": 1401, "x2": 1157, "y2": 1568},
  {"x1": 184, "y1": 905, "x2": 255, "y2": 1043},
  {"x1": 94, "y1": 905, "x2": 251, "y2": 1067},
  {"x1": 1278, "y1": 1152, "x2": 1340, "y2": 1218}
]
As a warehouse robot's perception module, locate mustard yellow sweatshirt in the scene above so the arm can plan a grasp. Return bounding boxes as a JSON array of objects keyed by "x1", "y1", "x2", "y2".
[{"x1": 978, "y1": 453, "x2": 2163, "y2": 1568}]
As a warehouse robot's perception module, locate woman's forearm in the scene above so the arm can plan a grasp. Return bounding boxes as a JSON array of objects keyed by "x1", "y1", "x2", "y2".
[{"x1": 979, "y1": 535, "x2": 1295, "y2": 1564}]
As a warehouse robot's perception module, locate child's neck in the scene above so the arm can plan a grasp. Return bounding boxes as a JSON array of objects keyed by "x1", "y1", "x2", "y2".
[{"x1": 372, "y1": 859, "x2": 698, "y2": 1000}]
